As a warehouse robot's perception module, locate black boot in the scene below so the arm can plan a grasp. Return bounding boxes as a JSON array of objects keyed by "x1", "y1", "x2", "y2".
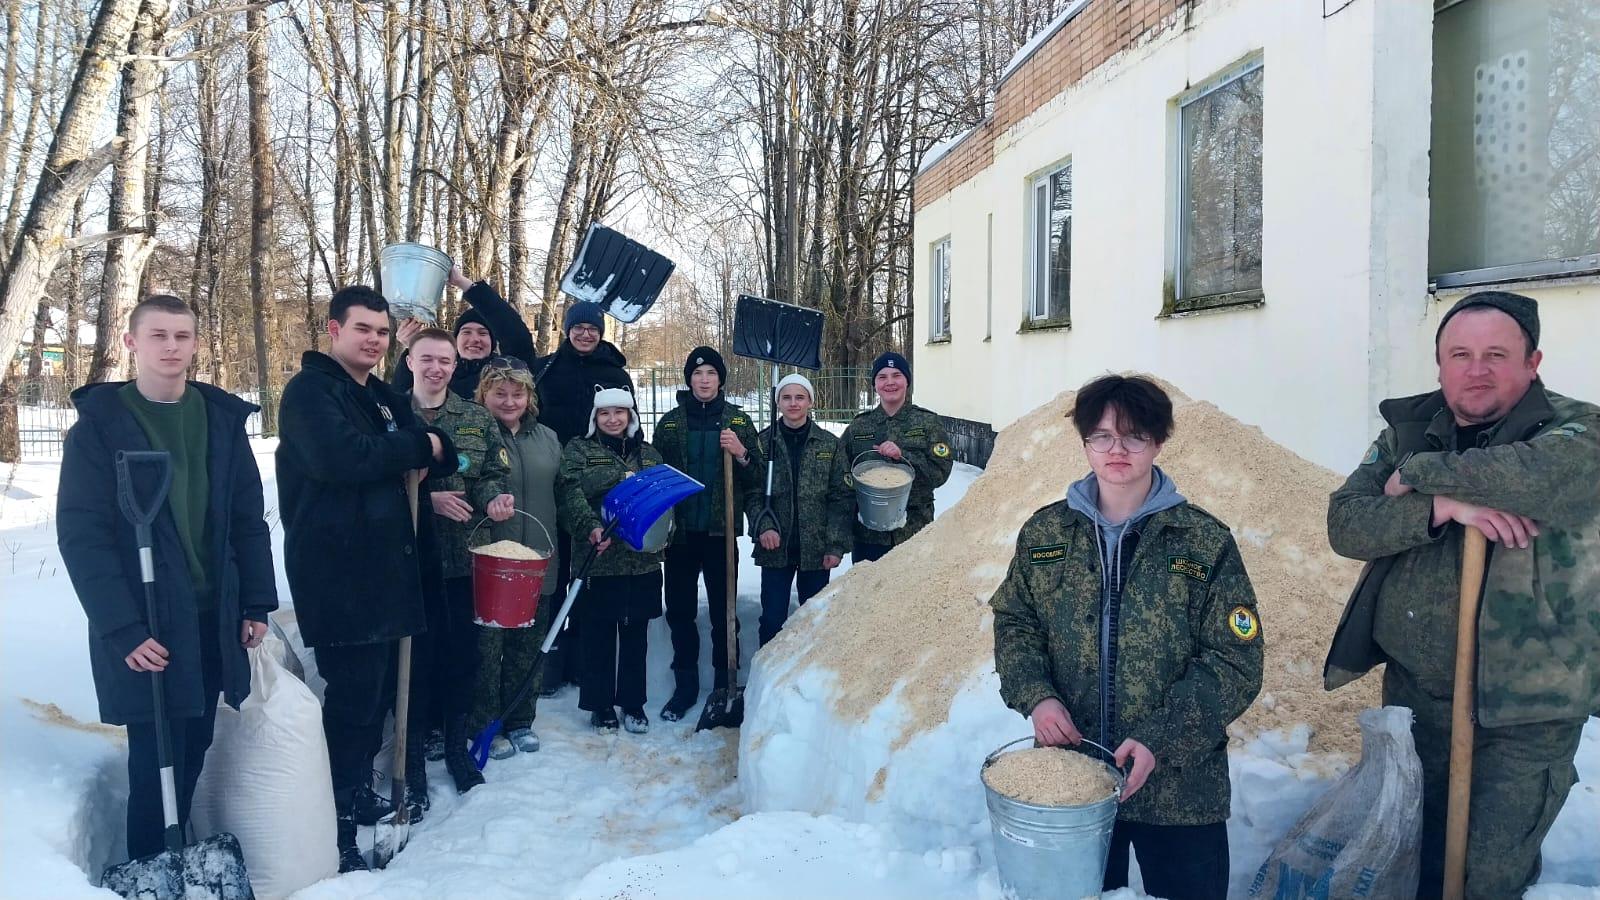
[
  {"x1": 660, "y1": 667, "x2": 698, "y2": 722},
  {"x1": 590, "y1": 707, "x2": 620, "y2": 731},
  {"x1": 334, "y1": 790, "x2": 369, "y2": 874},
  {"x1": 404, "y1": 740, "x2": 429, "y2": 822},
  {"x1": 351, "y1": 783, "x2": 394, "y2": 826},
  {"x1": 424, "y1": 727, "x2": 445, "y2": 762},
  {"x1": 444, "y1": 715, "x2": 485, "y2": 794}
]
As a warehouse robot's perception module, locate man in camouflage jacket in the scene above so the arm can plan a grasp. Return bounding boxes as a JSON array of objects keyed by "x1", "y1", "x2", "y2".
[
  {"x1": 1325, "y1": 292, "x2": 1600, "y2": 899},
  {"x1": 836, "y1": 352, "x2": 953, "y2": 561}
]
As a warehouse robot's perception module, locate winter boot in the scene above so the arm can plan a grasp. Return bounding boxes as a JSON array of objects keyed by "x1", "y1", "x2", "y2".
[
  {"x1": 659, "y1": 667, "x2": 699, "y2": 722},
  {"x1": 508, "y1": 727, "x2": 540, "y2": 753},
  {"x1": 351, "y1": 782, "x2": 394, "y2": 826},
  {"x1": 424, "y1": 727, "x2": 446, "y2": 762},
  {"x1": 590, "y1": 708, "x2": 620, "y2": 731},
  {"x1": 404, "y1": 741, "x2": 429, "y2": 823},
  {"x1": 622, "y1": 708, "x2": 649, "y2": 735},
  {"x1": 444, "y1": 715, "x2": 485, "y2": 794},
  {"x1": 488, "y1": 734, "x2": 516, "y2": 760},
  {"x1": 334, "y1": 790, "x2": 369, "y2": 874}
]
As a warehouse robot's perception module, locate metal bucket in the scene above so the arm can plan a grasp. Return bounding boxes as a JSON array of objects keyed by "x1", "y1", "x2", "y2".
[
  {"x1": 380, "y1": 242, "x2": 452, "y2": 323},
  {"x1": 981, "y1": 737, "x2": 1124, "y2": 900},
  {"x1": 851, "y1": 451, "x2": 916, "y2": 532},
  {"x1": 468, "y1": 512, "x2": 554, "y2": 628}
]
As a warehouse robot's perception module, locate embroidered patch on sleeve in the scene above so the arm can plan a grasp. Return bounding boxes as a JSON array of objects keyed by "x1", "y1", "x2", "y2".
[
  {"x1": 1028, "y1": 544, "x2": 1066, "y2": 565},
  {"x1": 456, "y1": 452, "x2": 471, "y2": 473},
  {"x1": 1360, "y1": 442, "x2": 1381, "y2": 465},
  {"x1": 498, "y1": 448, "x2": 510, "y2": 467},
  {"x1": 1168, "y1": 556, "x2": 1213, "y2": 582},
  {"x1": 1228, "y1": 606, "x2": 1260, "y2": 641},
  {"x1": 932, "y1": 442, "x2": 952, "y2": 459}
]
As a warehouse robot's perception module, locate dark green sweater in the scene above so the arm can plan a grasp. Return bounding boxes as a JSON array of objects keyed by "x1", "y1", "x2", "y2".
[{"x1": 119, "y1": 383, "x2": 212, "y2": 608}]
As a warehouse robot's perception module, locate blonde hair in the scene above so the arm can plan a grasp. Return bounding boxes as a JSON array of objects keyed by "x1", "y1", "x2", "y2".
[{"x1": 476, "y1": 365, "x2": 539, "y2": 416}]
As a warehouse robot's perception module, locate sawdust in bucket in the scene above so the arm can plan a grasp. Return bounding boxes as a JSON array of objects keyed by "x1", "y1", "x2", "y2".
[
  {"x1": 855, "y1": 466, "x2": 914, "y2": 489},
  {"x1": 470, "y1": 539, "x2": 546, "y2": 561},
  {"x1": 762, "y1": 381, "x2": 1380, "y2": 760},
  {"x1": 983, "y1": 747, "x2": 1118, "y2": 807}
]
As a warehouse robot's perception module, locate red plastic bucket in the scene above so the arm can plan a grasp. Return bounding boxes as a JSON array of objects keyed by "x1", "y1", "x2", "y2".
[{"x1": 469, "y1": 512, "x2": 554, "y2": 628}]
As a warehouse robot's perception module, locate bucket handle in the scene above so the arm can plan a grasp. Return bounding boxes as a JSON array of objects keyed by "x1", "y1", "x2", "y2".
[
  {"x1": 984, "y1": 736, "x2": 1130, "y2": 801},
  {"x1": 468, "y1": 509, "x2": 555, "y2": 557},
  {"x1": 851, "y1": 450, "x2": 914, "y2": 472}
]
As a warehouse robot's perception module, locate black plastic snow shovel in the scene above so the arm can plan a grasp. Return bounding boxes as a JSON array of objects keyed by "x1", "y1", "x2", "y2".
[
  {"x1": 559, "y1": 223, "x2": 676, "y2": 324},
  {"x1": 101, "y1": 451, "x2": 254, "y2": 900}
]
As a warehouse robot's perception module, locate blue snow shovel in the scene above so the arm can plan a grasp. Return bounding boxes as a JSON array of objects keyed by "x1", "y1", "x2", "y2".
[
  {"x1": 470, "y1": 465, "x2": 704, "y2": 768},
  {"x1": 102, "y1": 451, "x2": 254, "y2": 900}
]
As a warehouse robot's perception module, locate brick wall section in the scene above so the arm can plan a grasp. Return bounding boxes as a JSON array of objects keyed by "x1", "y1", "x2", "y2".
[{"x1": 914, "y1": 0, "x2": 1198, "y2": 211}]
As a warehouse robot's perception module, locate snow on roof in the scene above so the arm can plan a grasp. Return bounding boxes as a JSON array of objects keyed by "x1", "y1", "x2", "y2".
[
  {"x1": 999, "y1": 0, "x2": 1091, "y2": 83},
  {"x1": 916, "y1": 126, "x2": 976, "y2": 175}
]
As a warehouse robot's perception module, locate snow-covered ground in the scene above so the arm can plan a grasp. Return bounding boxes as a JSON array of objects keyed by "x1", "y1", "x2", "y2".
[{"x1": 2, "y1": 450, "x2": 1596, "y2": 899}]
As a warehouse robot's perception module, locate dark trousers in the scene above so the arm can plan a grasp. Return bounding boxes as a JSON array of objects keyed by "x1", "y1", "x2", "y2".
[
  {"x1": 314, "y1": 639, "x2": 425, "y2": 805},
  {"x1": 758, "y1": 566, "x2": 829, "y2": 646},
  {"x1": 664, "y1": 532, "x2": 738, "y2": 688},
  {"x1": 422, "y1": 577, "x2": 480, "y2": 722},
  {"x1": 547, "y1": 527, "x2": 581, "y2": 685},
  {"x1": 1103, "y1": 819, "x2": 1229, "y2": 900},
  {"x1": 125, "y1": 613, "x2": 222, "y2": 860},
  {"x1": 577, "y1": 573, "x2": 656, "y2": 712},
  {"x1": 852, "y1": 541, "x2": 890, "y2": 564}
]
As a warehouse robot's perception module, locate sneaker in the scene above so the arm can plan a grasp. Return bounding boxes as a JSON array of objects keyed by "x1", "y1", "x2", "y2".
[
  {"x1": 622, "y1": 708, "x2": 649, "y2": 734},
  {"x1": 508, "y1": 727, "x2": 540, "y2": 753},
  {"x1": 351, "y1": 783, "x2": 394, "y2": 826},
  {"x1": 591, "y1": 708, "x2": 619, "y2": 732},
  {"x1": 488, "y1": 734, "x2": 516, "y2": 760},
  {"x1": 424, "y1": 728, "x2": 445, "y2": 762}
]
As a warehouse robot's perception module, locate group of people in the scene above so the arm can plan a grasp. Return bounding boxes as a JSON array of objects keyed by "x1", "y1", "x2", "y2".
[
  {"x1": 56, "y1": 279, "x2": 1594, "y2": 898},
  {"x1": 991, "y1": 291, "x2": 1598, "y2": 899}
]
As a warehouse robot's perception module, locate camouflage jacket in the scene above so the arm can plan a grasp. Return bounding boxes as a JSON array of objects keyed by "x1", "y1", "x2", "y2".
[
  {"x1": 837, "y1": 403, "x2": 954, "y2": 547},
  {"x1": 1326, "y1": 383, "x2": 1600, "y2": 727},
  {"x1": 746, "y1": 420, "x2": 853, "y2": 569},
  {"x1": 555, "y1": 434, "x2": 667, "y2": 578},
  {"x1": 652, "y1": 394, "x2": 764, "y2": 541},
  {"x1": 414, "y1": 392, "x2": 510, "y2": 579},
  {"x1": 991, "y1": 501, "x2": 1264, "y2": 826}
]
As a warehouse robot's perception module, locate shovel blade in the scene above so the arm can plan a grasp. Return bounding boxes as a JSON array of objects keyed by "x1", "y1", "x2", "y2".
[
  {"x1": 369, "y1": 811, "x2": 411, "y2": 870},
  {"x1": 694, "y1": 686, "x2": 745, "y2": 731},
  {"x1": 101, "y1": 832, "x2": 254, "y2": 900}
]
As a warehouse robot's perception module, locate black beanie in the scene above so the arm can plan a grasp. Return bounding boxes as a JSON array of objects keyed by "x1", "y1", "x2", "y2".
[
  {"x1": 871, "y1": 351, "x2": 911, "y2": 385},
  {"x1": 454, "y1": 309, "x2": 497, "y2": 349},
  {"x1": 1436, "y1": 291, "x2": 1540, "y2": 352},
  {"x1": 563, "y1": 302, "x2": 606, "y2": 338},
  {"x1": 684, "y1": 346, "x2": 727, "y2": 387}
]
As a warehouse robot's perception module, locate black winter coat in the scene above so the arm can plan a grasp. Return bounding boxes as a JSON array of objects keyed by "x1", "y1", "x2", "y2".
[
  {"x1": 391, "y1": 281, "x2": 536, "y2": 399},
  {"x1": 532, "y1": 339, "x2": 634, "y2": 445},
  {"x1": 275, "y1": 351, "x2": 457, "y2": 648},
  {"x1": 57, "y1": 382, "x2": 278, "y2": 725}
]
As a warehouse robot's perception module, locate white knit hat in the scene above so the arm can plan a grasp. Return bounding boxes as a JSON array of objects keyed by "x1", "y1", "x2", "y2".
[
  {"x1": 774, "y1": 373, "x2": 816, "y2": 402},
  {"x1": 588, "y1": 386, "x2": 639, "y2": 438}
]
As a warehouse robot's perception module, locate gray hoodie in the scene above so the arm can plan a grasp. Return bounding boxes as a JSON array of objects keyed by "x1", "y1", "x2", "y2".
[{"x1": 1064, "y1": 465, "x2": 1187, "y2": 745}]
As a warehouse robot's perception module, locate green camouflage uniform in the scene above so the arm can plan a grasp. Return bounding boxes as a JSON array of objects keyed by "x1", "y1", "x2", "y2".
[
  {"x1": 991, "y1": 500, "x2": 1264, "y2": 826},
  {"x1": 555, "y1": 435, "x2": 668, "y2": 578},
  {"x1": 837, "y1": 403, "x2": 954, "y2": 547},
  {"x1": 652, "y1": 398, "x2": 764, "y2": 540},
  {"x1": 414, "y1": 392, "x2": 510, "y2": 579},
  {"x1": 1325, "y1": 383, "x2": 1600, "y2": 899},
  {"x1": 746, "y1": 420, "x2": 854, "y2": 569}
]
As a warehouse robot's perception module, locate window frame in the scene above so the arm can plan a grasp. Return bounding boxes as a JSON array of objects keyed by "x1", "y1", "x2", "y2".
[
  {"x1": 1168, "y1": 58, "x2": 1266, "y2": 316},
  {"x1": 1026, "y1": 160, "x2": 1072, "y2": 327},
  {"x1": 928, "y1": 236, "x2": 952, "y2": 342}
]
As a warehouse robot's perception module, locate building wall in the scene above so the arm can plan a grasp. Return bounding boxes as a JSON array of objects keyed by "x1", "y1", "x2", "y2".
[{"x1": 912, "y1": 0, "x2": 1598, "y2": 474}]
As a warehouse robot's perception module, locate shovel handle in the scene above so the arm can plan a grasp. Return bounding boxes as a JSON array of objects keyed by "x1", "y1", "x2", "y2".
[
  {"x1": 724, "y1": 451, "x2": 738, "y2": 706},
  {"x1": 1443, "y1": 526, "x2": 1489, "y2": 900}
]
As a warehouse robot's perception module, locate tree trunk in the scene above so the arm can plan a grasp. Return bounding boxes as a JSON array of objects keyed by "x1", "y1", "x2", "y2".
[
  {"x1": 63, "y1": 198, "x2": 84, "y2": 385},
  {"x1": 1, "y1": 2, "x2": 55, "y2": 263},
  {"x1": 246, "y1": 4, "x2": 276, "y2": 431},
  {"x1": 0, "y1": 359, "x2": 20, "y2": 462}
]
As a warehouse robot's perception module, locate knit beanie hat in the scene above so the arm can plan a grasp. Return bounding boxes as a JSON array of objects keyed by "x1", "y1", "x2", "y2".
[
  {"x1": 1435, "y1": 291, "x2": 1539, "y2": 352},
  {"x1": 774, "y1": 372, "x2": 816, "y2": 402},
  {"x1": 587, "y1": 385, "x2": 639, "y2": 438},
  {"x1": 871, "y1": 351, "x2": 911, "y2": 385},
  {"x1": 455, "y1": 309, "x2": 497, "y2": 348},
  {"x1": 564, "y1": 302, "x2": 606, "y2": 338},
  {"x1": 683, "y1": 346, "x2": 727, "y2": 387}
]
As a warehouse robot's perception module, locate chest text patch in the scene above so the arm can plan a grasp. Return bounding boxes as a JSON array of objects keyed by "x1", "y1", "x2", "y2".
[
  {"x1": 456, "y1": 426, "x2": 484, "y2": 438},
  {"x1": 1168, "y1": 556, "x2": 1212, "y2": 582},
  {"x1": 1029, "y1": 544, "x2": 1067, "y2": 565}
]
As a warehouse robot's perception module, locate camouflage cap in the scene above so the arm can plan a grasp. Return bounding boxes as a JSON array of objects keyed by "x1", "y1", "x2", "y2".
[{"x1": 1436, "y1": 291, "x2": 1539, "y2": 351}]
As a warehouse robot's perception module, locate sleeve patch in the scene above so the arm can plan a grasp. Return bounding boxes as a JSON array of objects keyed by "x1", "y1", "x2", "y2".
[
  {"x1": 1028, "y1": 544, "x2": 1066, "y2": 565},
  {"x1": 498, "y1": 447, "x2": 510, "y2": 467},
  {"x1": 1168, "y1": 556, "x2": 1213, "y2": 582},
  {"x1": 1228, "y1": 606, "x2": 1260, "y2": 641},
  {"x1": 931, "y1": 442, "x2": 951, "y2": 459},
  {"x1": 1360, "y1": 442, "x2": 1381, "y2": 465},
  {"x1": 456, "y1": 452, "x2": 471, "y2": 473}
]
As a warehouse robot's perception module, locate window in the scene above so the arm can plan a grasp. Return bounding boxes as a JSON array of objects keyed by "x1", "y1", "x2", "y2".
[
  {"x1": 1174, "y1": 63, "x2": 1264, "y2": 313},
  {"x1": 1029, "y1": 163, "x2": 1072, "y2": 323},
  {"x1": 1430, "y1": 0, "x2": 1600, "y2": 287},
  {"x1": 929, "y1": 237, "x2": 951, "y2": 340}
]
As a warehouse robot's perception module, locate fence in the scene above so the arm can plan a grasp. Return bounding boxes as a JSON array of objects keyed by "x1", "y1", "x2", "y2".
[
  {"x1": 631, "y1": 365, "x2": 874, "y2": 437},
  {"x1": 13, "y1": 376, "x2": 280, "y2": 459}
]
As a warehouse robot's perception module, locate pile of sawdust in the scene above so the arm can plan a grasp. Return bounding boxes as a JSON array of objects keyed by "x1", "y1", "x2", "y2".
[
  {"x1": 764, "y1": 383, "x2": 1379, "y2": 758},
  {"x1": 983, "y1": 747, "x2": 1117, "y2": 806},
  {"x1": 471, "y1": 539, "x2": 547, "y2": 561},
  {"x1": 855, "y1": 466, "x2": 914, "y2": 489}
]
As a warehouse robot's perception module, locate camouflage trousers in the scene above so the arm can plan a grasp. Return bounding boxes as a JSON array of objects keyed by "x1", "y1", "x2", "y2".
[
  {"x1": 1383, "y1": 665, "x2": 1584, "y2": 900},
  {"x1": 470, "y1": 593, "x2": 555, "y2": 734}
]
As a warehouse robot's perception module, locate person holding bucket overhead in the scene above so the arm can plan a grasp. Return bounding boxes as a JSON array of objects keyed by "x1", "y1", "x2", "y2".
[
  {"x1": 750, "y1": 373, "x2": 852, "y2": 645},
  {"x1": 990, "y1": 375, "x2": 1263, "y2": 900},
  {"x1": 555, "y1": 387, "x2": 667, "y2": 734},
  {"x1": 406, "y1": 327, "x2": 514, "y2": 796},
  {"x1": 653, "y1": 347, "x2": 764, "y2": 721},
  {"x1": 392, "y1": 266, "x2": 536, "y2": 399},
  {"x1": 469, "y1": 356, "x2": 564, "y2": 758},
  {"x1": 837, "y1": 352, "x2": 953, "y2": 563}
]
